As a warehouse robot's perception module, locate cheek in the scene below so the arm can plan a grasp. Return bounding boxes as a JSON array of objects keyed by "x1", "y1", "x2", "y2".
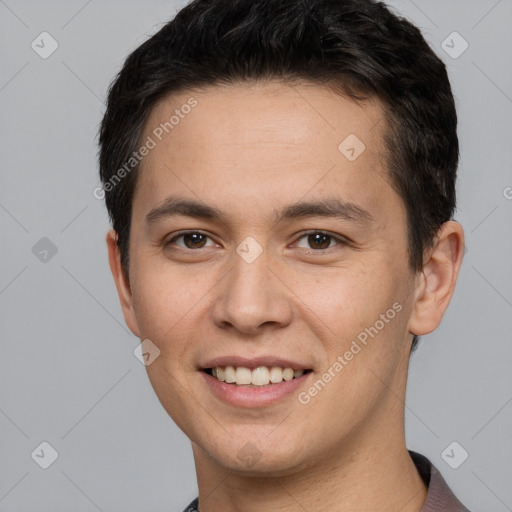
[
  {"x1": 292, "y1": 264, "x2": 394, "y2": 332},
  {"x1": 129, "y1": 262, "x2": 211, "y2": 344},
  {"x1": 296, "y1": 262, "x2": 409, "y2": 379}
]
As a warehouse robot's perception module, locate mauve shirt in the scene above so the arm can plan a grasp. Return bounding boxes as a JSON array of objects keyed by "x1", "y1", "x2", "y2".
[{"x1": 181, "y1": 450, "x2": 471, "y2": 512}]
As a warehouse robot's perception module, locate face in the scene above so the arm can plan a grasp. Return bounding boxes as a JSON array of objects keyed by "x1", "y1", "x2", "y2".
[{"x1": 112, "y1": 80, "x2": 424, "y2": 475}]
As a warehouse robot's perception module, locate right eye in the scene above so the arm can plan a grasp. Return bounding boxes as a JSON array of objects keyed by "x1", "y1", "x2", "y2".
[{"x1": 165, "y1": 231, "x2": 217, "y2": 250}]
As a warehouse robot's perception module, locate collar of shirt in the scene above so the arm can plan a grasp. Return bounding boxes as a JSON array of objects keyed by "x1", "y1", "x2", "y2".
[{"x1": 181, "y1": 450, "x2": 471, "y2": 512}]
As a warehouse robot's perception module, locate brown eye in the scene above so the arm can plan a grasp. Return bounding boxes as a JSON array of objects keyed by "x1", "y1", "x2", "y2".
[
  {"x1": 307, "y1": 232, "x2": 332, "y2": 250},
  {"x1": 295, "y1": 231, "x2": 343, "y2": 251},
  {"x1": 166, "y1": 231, "x2": 214, "y2": 249}
]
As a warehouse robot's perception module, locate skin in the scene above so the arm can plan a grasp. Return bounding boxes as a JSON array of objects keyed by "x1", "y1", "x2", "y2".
[{"x1": 107, "y1": 80, "x2": 464, "y2": 512}]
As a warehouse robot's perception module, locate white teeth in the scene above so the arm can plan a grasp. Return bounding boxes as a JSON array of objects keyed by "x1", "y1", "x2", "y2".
[
  {"x1": 283, "y1": 368, "x2": 294, "y2": 381},
  {"x1": 251, "y1": 366, "x2": 270, "y2": 386},
  {"x1": 209, "y1": 365, "x2": 307, "y2": 386},
  {"x1": 235, "y1": 366, "x2": 252, "y2": 385},
  {"x1": 224, "y1": 365, "x2": 236, "y2": 383},
  {"x1": 269, "y1": 366, "x2": 283, "y2": 383}
]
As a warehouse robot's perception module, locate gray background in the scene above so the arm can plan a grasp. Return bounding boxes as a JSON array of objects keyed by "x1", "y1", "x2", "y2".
[{"x1": 1, "y1": 0, "x2": 511, "y2": 510}]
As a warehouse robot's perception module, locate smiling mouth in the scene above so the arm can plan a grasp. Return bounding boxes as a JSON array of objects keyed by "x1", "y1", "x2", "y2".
[{"x1": 203, "y1": 366, "x2": 312, "y2": 387}]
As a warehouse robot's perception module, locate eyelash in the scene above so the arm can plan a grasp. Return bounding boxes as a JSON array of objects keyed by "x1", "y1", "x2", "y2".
[{"x1": 164, "y1": 230, "x2": 347, "y2": 253}]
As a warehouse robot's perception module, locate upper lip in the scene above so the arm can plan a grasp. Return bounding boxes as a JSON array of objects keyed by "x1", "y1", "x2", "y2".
[{"x1": 201, "y1": 355, "x2": 311, "y2": 370}]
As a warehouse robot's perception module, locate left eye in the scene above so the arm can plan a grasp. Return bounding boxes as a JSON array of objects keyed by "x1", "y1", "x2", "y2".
[{"x1": 294, "y1": 231, "x2": 344, "y2": 251}]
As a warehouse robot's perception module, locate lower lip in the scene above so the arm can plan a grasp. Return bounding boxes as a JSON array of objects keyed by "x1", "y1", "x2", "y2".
[{"x1": 201, "y1": 371, "x2": 311, "y2": 408}]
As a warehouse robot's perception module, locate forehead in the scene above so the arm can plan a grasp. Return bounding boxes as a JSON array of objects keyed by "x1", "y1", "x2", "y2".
[
  {"x1": 142, "y1": 80, "x2": 385, "y2": 155},
  {"x1": 133, "y1": 80, "x2": 398, "y2": 224}
]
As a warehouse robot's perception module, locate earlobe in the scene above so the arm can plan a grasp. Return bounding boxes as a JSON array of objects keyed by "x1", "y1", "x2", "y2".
[
  {"x1": 106, "y1": 229, "x2": 141, "y2": 338},
  {"x1": 408, "y1": 221, "x2": 465, "y2": 337}
]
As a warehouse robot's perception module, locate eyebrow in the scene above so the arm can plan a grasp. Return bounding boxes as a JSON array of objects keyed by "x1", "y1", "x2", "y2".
[{"x1": 145, "y1": 195, "x2": 374, "y2": 227}]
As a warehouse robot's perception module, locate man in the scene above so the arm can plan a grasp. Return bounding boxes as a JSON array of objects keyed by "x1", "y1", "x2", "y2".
[{"x1": 98, "y1": 0, "x2": 470, "y2": 510}]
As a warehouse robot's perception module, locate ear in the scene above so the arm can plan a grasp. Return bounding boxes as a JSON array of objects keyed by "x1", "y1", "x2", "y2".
[
  {"x1": 106, "y1": 229, "x2": 141, "y2": 338},
  {"x1": 408, "y1": 221, "x2": 465, "y2": 336}
]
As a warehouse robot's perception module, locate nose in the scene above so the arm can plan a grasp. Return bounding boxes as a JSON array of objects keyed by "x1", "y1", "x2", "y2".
[{"x1": 211, "y1": 248, "x2": 293, "y2": 335}]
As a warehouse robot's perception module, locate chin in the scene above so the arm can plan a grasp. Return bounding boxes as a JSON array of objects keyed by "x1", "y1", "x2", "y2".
[
  {"x1": 215, "y1": 449, "x2": 311, "y2": 477},
  {"x1": 194, "y1": 426, "x2": 313, "y2": 476}
]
